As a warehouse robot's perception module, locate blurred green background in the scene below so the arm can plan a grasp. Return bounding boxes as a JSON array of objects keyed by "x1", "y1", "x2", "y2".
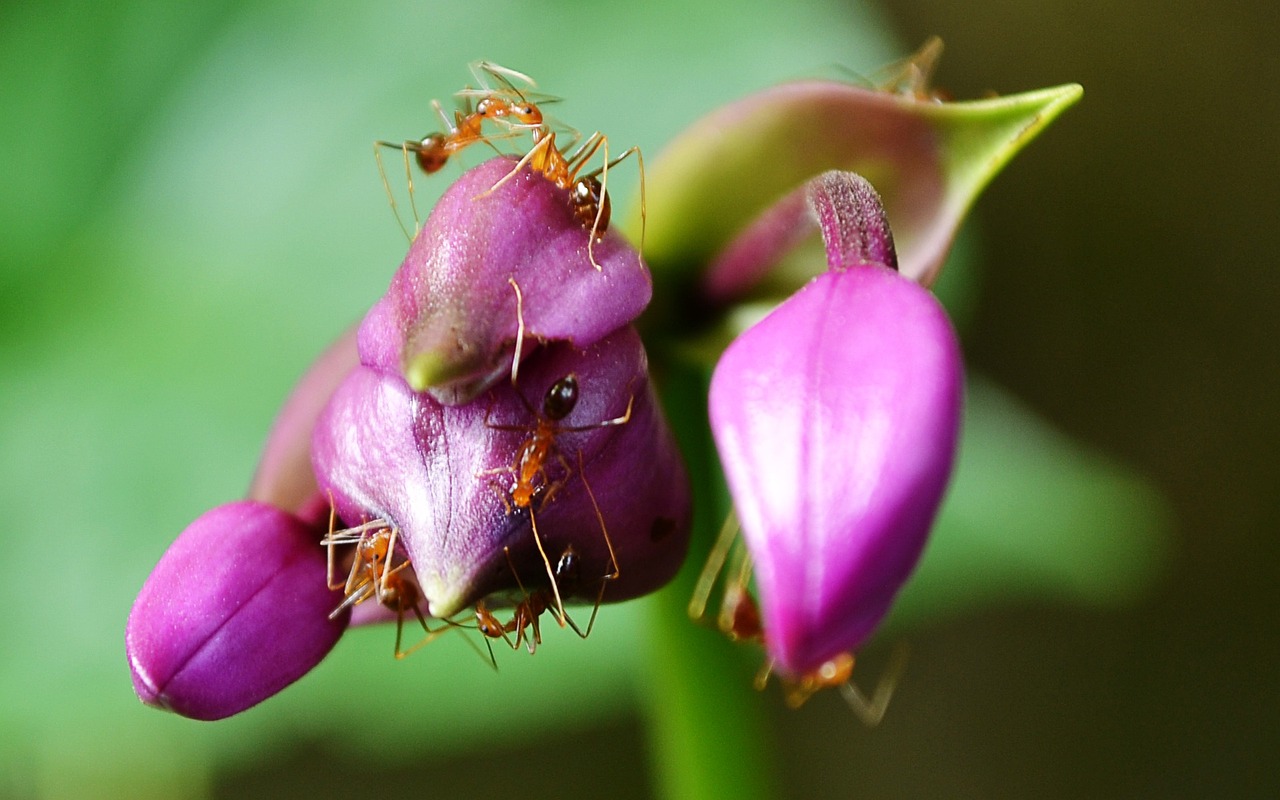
[{"x1": 0, "y1": 0, "x2": 1273, "y2": 797}]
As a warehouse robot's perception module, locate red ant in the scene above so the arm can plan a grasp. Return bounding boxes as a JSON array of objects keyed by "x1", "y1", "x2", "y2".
[
  {"x1": 480, "y1": 370, "x2": 630, "y2": 626},
  {"x1": 375, "y1": 62, "x2": 555, "y2": 239},
  {"x1": 484, "y1": 125, "x2": 645, "y2": 272},
  {"x1": 474, "y1": 541, "x2": 614, "y2": 655},
  {"x1": 323, "y1": 510, "x2": 455, "y2": 660},
  {"x1": 688, "y1": 512, "x2": 907, "y2": 725},
  {"x1": 375, "y1": 61, "x2": 645, "y2": 270}
]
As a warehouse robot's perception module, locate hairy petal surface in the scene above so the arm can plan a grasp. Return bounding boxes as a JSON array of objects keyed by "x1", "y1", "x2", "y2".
[
  {"x1": 126, "y1": 501, "x2": 348, "y2": 720},
  {"x1": 709, "y1": 266, "x2": 962, "y2": 676}
]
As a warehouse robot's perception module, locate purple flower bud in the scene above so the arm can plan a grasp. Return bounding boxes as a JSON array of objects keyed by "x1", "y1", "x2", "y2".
[
  {"x1": 708, "y1": 174, "x2": 962, "y2": 678},
  {"x1": 248, "y1": 327, "x2": 359, "y2": 515},
  {"x1": 126, "y1": 501, "x2": 349, "y2": 720},
  {"x1": 359, "y1": 157, "x2": 653, "y2": 405},
  {"x1": 313, "y1": 325, "x2": 691, "y2": 621}
]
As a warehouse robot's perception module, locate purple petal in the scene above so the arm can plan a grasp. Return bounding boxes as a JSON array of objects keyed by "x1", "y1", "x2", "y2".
[
  {"x1": 248, "y1": 327, "x2": 360, "y2": 515},
  {"x1": 314, "y1": 326, "x2": 690, "y2": 620},
  {"x1": 709, "y1": 265, "x2": 962, "y2": 676},
  {"x1": 126, "y1": 501, "x2": 348, "y2": 720},
  {"x1": 358, "y1": 157, "x2": 653, "y2": 405}
]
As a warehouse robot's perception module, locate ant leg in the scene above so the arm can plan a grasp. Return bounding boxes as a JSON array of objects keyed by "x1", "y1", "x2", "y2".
[
  {"x1": 476, "y1": 134, "x2": 552, "y2": 200},
  {"x1": 476, "y1": 477, "x2": 514, "y2": 515},
  {"x1": 635, "y1": 146, "x2": 646, "y2": 270},
  {"x1": 501, "y1": 550, "x2": 542, "y2": 653},
  {"x1": 394, "y1": 604, "x2": 454, "y2": 660},
  {"x1": 590, "y1": 136, "x2": 612, "y2": 271},
  {"x1": 325, "y1": 500, "x2": 343, "y2": 591},
  {"x1": 431, "y1": 97, "x2": 454, "y2": 131},
  {"x1": 471, "y1": 61, "x2": 539, "y2": 92},
  {"x1": 840, "y1": 644, "x2": 910, "y2": 727},
  {"x1": 373, "y1": 141, "x2": 414, "y2": 243},
  {"x1": 558, "y1": 394, "x2": 634, "y2": 433},
  {"x1": 481, "y1": 393, "x2": 538, "y2": 431},
  {"x1": 343, "y1": 526, "x2": 376, "y2": 598},
  {"x1": 689, "y1": 510, "x2": 740, "y2": 619},
  {"x1": 578, "y1": 143, "x2": 644, "y2": 270},
  {"x1": 377, "y1": 527, "x2": 400, "y2": 597},
  {"x1": 563, "y1": 450, "x2": 618, "y2": 640},
  {"x1": 527, "y1": 507, "x2": 567, "y2": 628},
  {"x1": 440, "y1": 613, "x2": 503, "y2": 670},
  {"x1": 401, "y1": 138, "x2": 422, "y2": 231},
  {"x1": 535, "y1": 453, "x2": 570, "y2": 508},
  {"x1": 323, "y1": 517, "x2": 385, "y2": 592},
  {"x1": 561, "y1": 132, "x2": 608, "y2": 270},
  {"x1": 509, "y1": 277, "x2": 525, "y2": 387},
  {"x1": 329, "y1": 578, "x2": 375, "y2": 620}
]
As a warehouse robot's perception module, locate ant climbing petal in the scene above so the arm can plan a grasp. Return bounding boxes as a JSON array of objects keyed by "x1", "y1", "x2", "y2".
[
  {"x1": 478, "y1": 370, "x2": 635, "y2": 626},
  {"x1": 315, "y1": 328, "x2": 689, "y2": 622}
]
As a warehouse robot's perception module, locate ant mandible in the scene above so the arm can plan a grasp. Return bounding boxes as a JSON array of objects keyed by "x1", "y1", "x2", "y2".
[{"x1": 688, "y1": 511, "x2": 907, "y2": 725}]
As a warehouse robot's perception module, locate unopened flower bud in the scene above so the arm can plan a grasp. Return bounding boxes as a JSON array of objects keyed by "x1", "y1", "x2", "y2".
[
  {"x1": 126, "y1": 501, "x2": 348, "y2": 720},
  {"x1": 709, "y1": 173, "x2": 962, "y2": 677},
  {"x1": 359, "y1": 158, "x2": 653, "y2": 404}
]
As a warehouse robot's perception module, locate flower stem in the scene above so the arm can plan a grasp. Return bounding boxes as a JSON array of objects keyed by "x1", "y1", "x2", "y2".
[{"x1": 639, "y1": 363, "x2": 777, "y2": 800}]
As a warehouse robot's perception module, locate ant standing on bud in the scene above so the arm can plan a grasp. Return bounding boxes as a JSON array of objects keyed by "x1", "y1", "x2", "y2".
[
  {"x1": 484, "y1": 124, "x2": 645, "y2": 272},
  {"x1": 479, "y1": 373, "x2": 630, "y2": 628},
  {"x1": 375, "y1": 62, "x2": 555, "y2": 239},
  {"x1": 375, "y1": 61, "x2": 645, "y2": 271},
  {"x1": 323, "y1": 508, "x2": 477, "y2": 661},
  {"x1": 476, "y1": 278, "x2": 628, "y2": 632},
  {"x1": 688, "y1": 512, "x2": 908, "y2": 725}
]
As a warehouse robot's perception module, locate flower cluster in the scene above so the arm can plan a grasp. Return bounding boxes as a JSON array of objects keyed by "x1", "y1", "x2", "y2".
[
  {"x1": 128, "y1": 157, "x2": 691, "y2": 720},
  {"x1": 127, "y1": 50, "x2": 1079, "y2": 721}
]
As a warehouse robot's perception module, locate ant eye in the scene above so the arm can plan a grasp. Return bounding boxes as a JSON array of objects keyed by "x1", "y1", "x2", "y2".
[{"x1": 543, "y1": 375, "x2": 579, "y2": 420}]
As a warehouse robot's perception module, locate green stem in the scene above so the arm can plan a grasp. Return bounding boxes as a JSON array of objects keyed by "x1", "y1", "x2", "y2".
[{"x1": 638, "y1": 362, "x2": 778, "y2": 800}]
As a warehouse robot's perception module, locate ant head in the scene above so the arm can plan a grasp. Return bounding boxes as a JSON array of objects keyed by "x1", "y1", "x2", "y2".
[
  {"x1": 513, "y1": 103, "x2": 541, "y2": 125},
  {"x1": 414, "y1": 133, "x2": 449, "y2": 174},
  {"x1": 543, "y1": 374, "x2": 579, "y2": 420}
]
